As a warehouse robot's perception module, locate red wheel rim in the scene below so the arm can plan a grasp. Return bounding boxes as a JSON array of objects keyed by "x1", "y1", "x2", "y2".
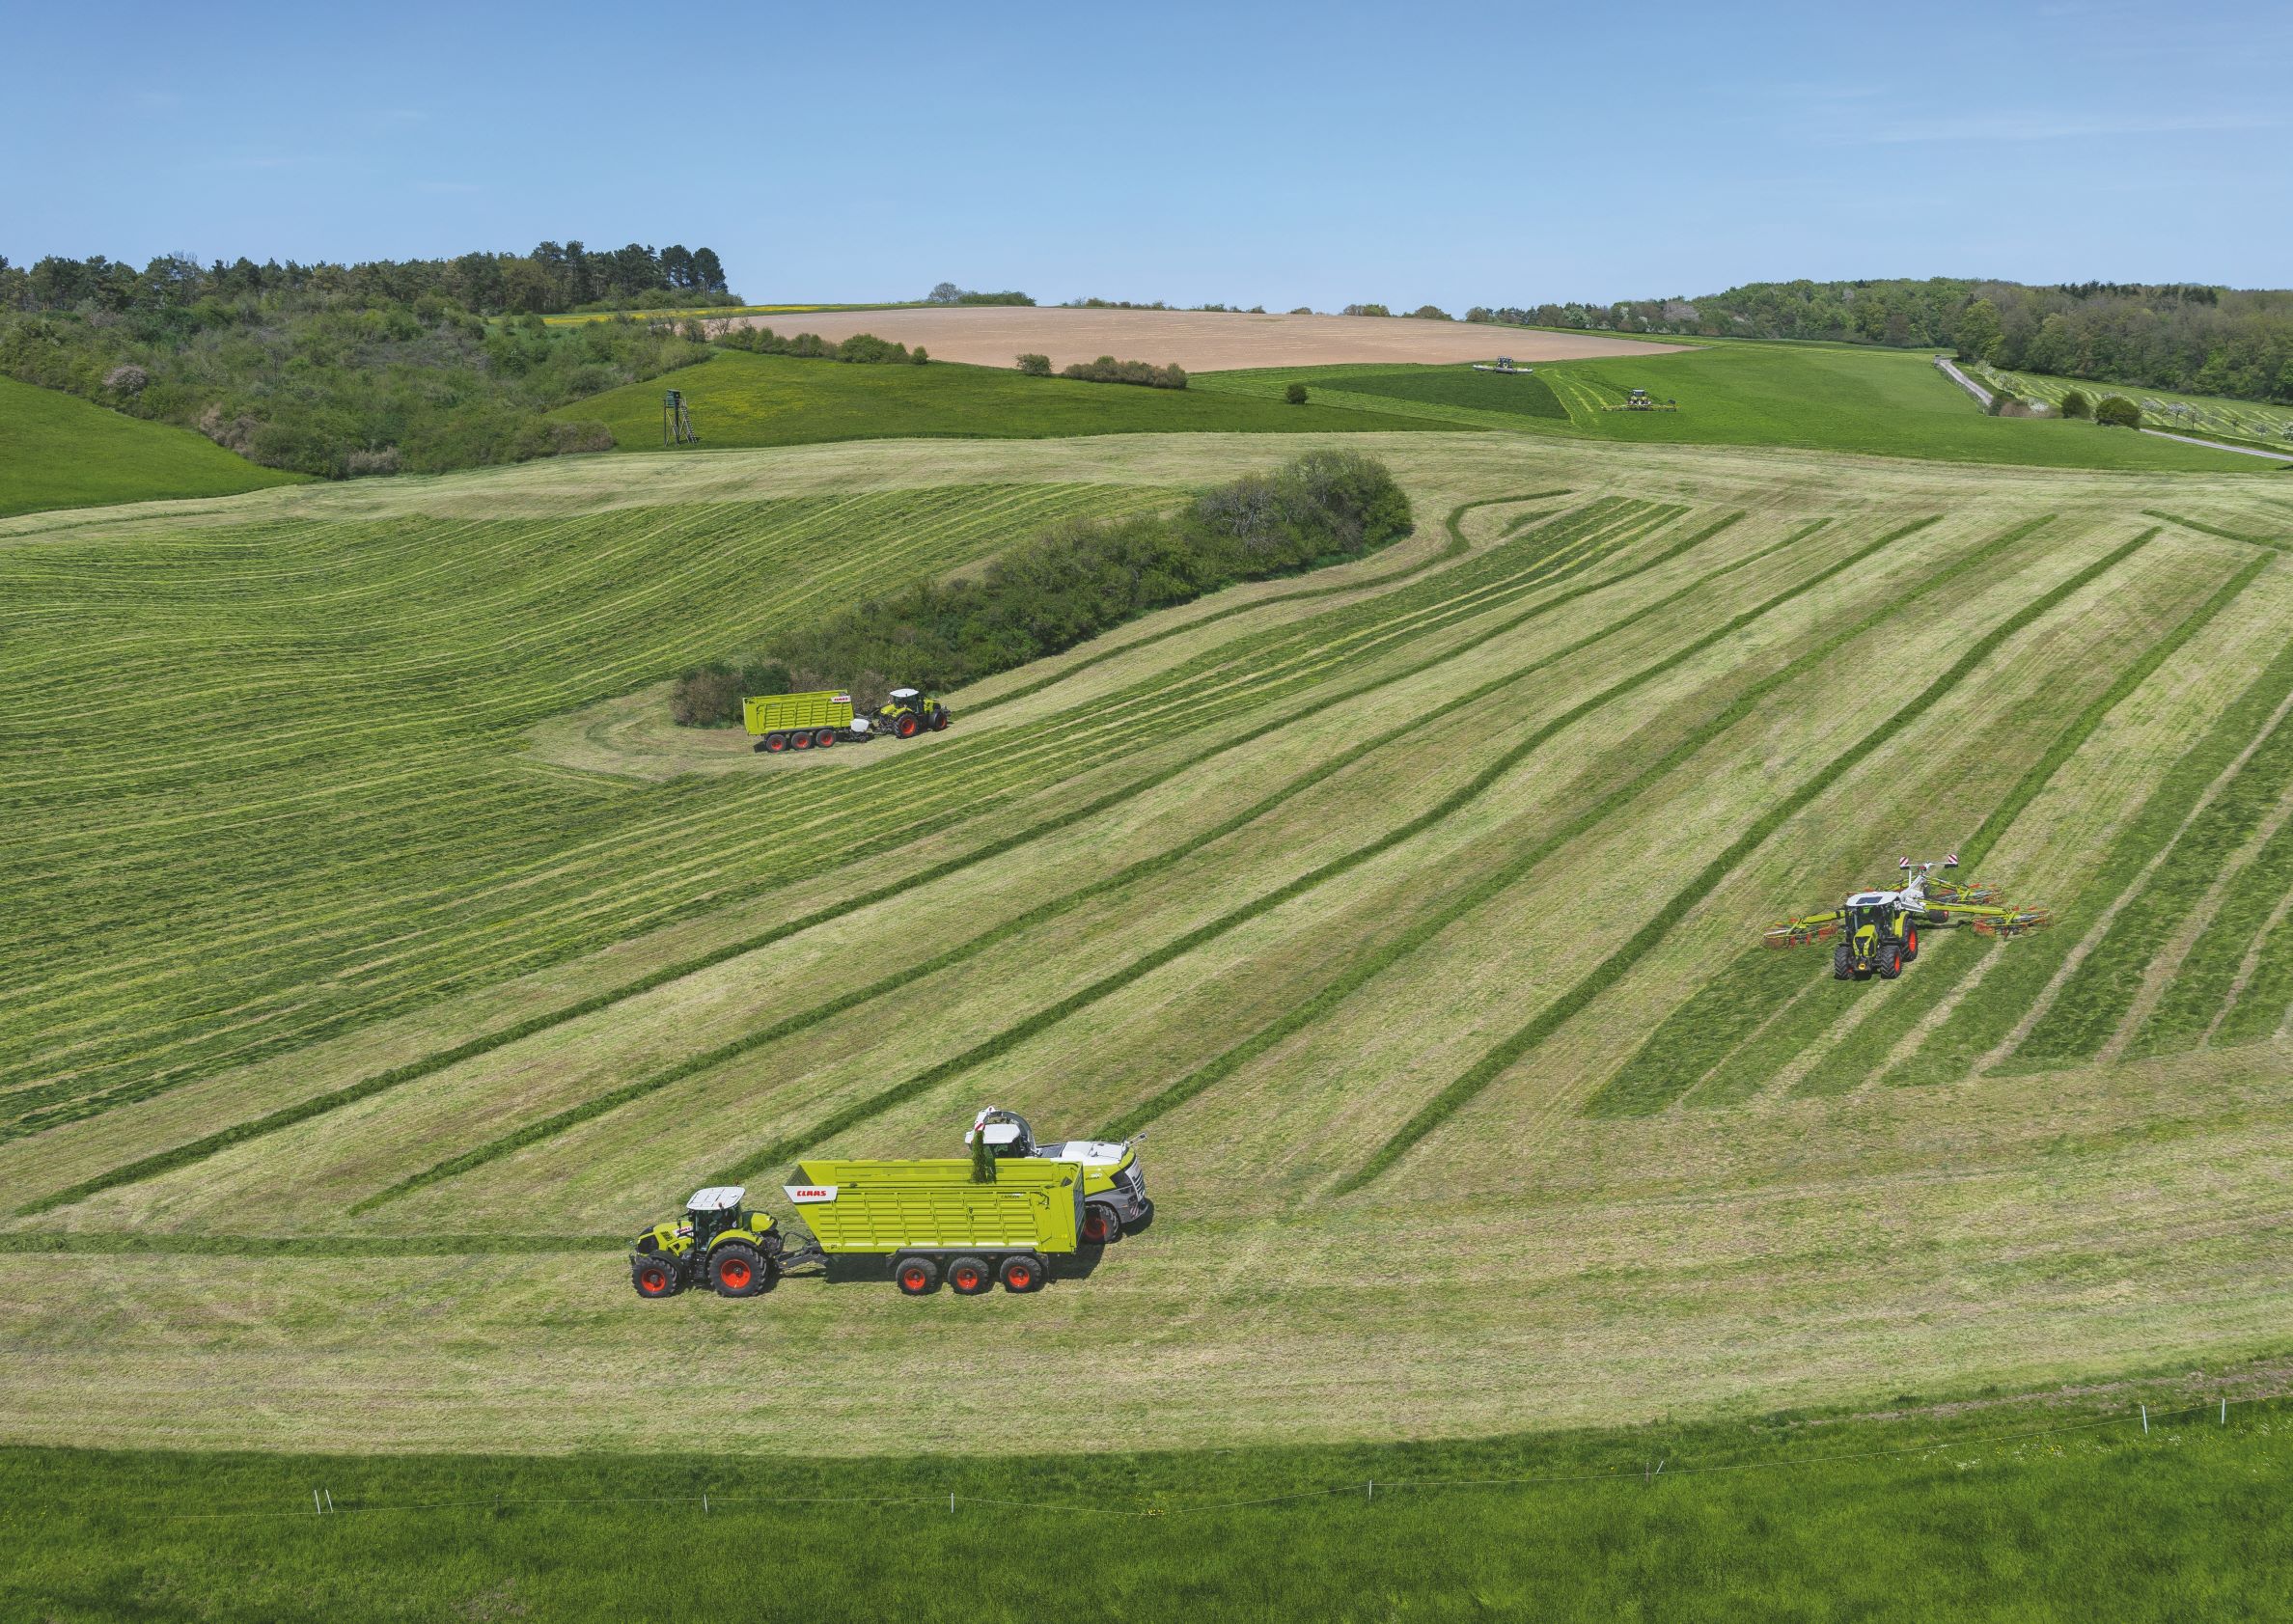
[
  {"x1": 903, "y1": 1267, "x2": 926, "y2": 1288},
  {"x1": 1010, "y1": 1267, "x2": 1032, "y2": 1289},
  {"x1": 765, "y1": 736, "x2": 785, "y2": 752},
  {"x1": 641, "y1": 1268, "x2": 667, "y2": 1293},
  {"x1": 955, "y1": 1268, "x2": 980, "y2": 1289},
  {"x1": 720, "y1": 1259, "x2": 751, "y2": 1289}
]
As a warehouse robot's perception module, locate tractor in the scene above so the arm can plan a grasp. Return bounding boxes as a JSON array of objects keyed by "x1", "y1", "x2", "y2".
[
  {"x1": 1764, "y1": 856, "x2": 2054, "y2": 981},
  {"x1": 627, "y1": 1185, "x2": 810, "y2": 1299},
  {"x1": 866, "y1": 686, "x2": 951, "y2": 740}
]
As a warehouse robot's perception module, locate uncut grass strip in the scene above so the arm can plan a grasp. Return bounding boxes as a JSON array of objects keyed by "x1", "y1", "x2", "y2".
[
  {"x1": 1887, "y1": 609, "x2": 2293, "y2": 1087},
  {"x1": 961, "y1": 489, "x2": 1574, "y2": 717},
  {"x1": 2013, "y1": 675, "x2": 2293, "y2": 1066},
  {"x1": 16, "y1": 508, "x2": 1748, "y2": 1190},
  {"x1": 355, "y1": 512, "x2": 1776, "y2": 1208},
  {"x1": 1103, "y1": 516, "x2": 1956, "y2": 1140},
  {"x1": 0, "y1": 1231, "x2": 626, "y2": 1256},
  {"x1": 1344, "y1": 519, "x2": 2150, "y2": 1191},
  {"x1": 2142, "y1": 510, "x2": 2291, "y2": 552},
  {"x1": 2212, "y1": 905, "x2": 2293, "y2": 1044},
  {"x1": 1589, "y1": 951, "x2": 1815, "y2": 1115},
  {"x1": 2134, "y1": 812, "x2": 2293, "y2": 1055}
]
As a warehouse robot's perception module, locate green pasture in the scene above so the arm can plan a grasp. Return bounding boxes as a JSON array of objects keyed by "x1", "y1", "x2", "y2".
[
  {"x1": 1, "y1": 432, "x2": 2288, "y2": 1471},
  {"x1": 1972, "y1": 361, "x2": 2293, "y2": 448},
  {"x1": 0, "y1": 373, "x2": 305, "y2": 518},
  {"x1": 555, "y1": 348, "x2": 1441, "y2": 450},
  {"x1": 1200, "y1": 341, "x2": 2261, "y2": 471},
  {"x1": 7, "y1": 1388, "x2": 2287, "y2": 1622}
]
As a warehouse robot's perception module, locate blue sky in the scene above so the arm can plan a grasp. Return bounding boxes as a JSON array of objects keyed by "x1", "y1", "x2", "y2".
[{"x1": 4, "y1": 0, "x2": 2284, "y2": 309}]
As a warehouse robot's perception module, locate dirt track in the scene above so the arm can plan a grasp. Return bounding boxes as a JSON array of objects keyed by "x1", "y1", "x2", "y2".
[{"x1": 716, "y1": 306, "x2": 1686, "y2": 372}]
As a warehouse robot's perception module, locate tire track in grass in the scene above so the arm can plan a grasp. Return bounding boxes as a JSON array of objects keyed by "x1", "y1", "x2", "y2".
[
  {"x1": 1346, "y1": 520, "x2": 2150, "y2": 1188},
  {"x1": 1884, "y1": 623, "x2": 2293, "y2": 1089},
  {"x1": 359, "y1": 509, "x2": 1766, "y2": 1209},
  {"x1": 1089, "y1": 515, "x2": 1954, "y2": 1143},
  {"x1": 7, "y1": 494, "x2": 1644, "y2": 1140},
  {"x1": 2137, "y1": 812, "x2": 2293, "y2": 1056},
  {"x1": 21, "y1": 498, "x2": 1711, "y2": 1215}
]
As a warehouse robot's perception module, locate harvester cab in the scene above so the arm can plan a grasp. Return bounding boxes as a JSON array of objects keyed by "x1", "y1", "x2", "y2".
[
  {"x1": 628, "y1": 1184, "x2": 801, "y2": 1300},
  {"x1": 967, "y1": 1106, "x2": 1152, "y2": 1247}
]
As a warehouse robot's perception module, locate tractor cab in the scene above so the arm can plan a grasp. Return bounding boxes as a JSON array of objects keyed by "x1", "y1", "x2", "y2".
[
  {"x1": 1843, "y1": 893, "x2": 1899, "y2": 941},
  {"x1": 684, "y1": 1185, "x2": 748, "y2": 1249}
]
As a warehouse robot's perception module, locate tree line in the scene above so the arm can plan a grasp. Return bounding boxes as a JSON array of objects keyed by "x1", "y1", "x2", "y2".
[
  {"x1": 674, "y1": 450, "x2": 1414, "y2": 722},
  {"x1": 1471, "y1": 279, "x2": 2291, "y2": 404}
]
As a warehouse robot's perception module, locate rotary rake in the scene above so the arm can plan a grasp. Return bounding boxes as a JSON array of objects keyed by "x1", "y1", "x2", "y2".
[{"x1": 1761, "y1": 856, "x2": 2053, "y2": 980}]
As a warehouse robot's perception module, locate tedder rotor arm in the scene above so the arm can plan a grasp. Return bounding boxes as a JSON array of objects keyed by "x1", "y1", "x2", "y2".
[
  {"x1": 1922, "y1": 902, "x2": 2053, "y2": 938},
  {"x1": 1761, "y1": 911, "x2": 1843, "y2": 949}
]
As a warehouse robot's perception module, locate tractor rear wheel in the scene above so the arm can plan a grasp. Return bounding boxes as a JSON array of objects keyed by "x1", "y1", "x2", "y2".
[
  {"x1": 708, "y1": 1242, "x2": 771, "y2": 1298},
  {"x1": 947, "y1": 1255, "x2": 992, "y2": 1295},
  {"x1": 763, "y1": 732, "x2": 788, "y2": 754},
  {"x1": 631, "y1": 1257, "x2": 681, "y2": 1299},
  {"x1": 1832, "y1": 943, "x2": 1854, "y2": 980},
  {"x1": 1876, "y1": 942, "x2": 1904, "y2": 979},
  {"x1": 895, "y1": 1256, "x2": 939, "y2": 1296},
  {"x1": 1081, "y1": 1203, "x2": 1123, "y2": 1247},
  {"x1": 896, "y1": 713, "x2": 921, "y2": 739},
  {"x1": 999, "y1": 1254, "x2": 1044, "y2": 1293}
]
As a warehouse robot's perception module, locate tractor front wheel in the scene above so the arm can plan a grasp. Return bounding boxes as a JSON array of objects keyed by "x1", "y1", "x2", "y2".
[
  {"x1": 709, "y1": 1242, "x2": 772, "y2": 1298},
  {"x1": 1832, "y1": 943, "x2": 1854, "y2": 981},
  {"x1": 1876, "y1": 942, "x2": 1904, "y2": 979},
  {"x1": 947, "y1": 1256, "x2": 992, "y2": 1295},
  {"x1": 1081, "y1": 1203, "x2": 1123, "y2": 1247},
  {"x1": 931, "y1": 709, "x2": 951, "y2": 731},
  {"x1": 631, "y1": 1258, "x2": 681, "y2": 1299}
]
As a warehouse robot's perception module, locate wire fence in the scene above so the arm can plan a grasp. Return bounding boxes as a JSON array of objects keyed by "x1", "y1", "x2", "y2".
[{"x1": 25, "y1": 1390, "x2": 2281, "y2": 1528}]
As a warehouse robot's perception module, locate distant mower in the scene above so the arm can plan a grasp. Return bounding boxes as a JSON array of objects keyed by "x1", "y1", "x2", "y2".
[{"x1": 1763, "y1": 856, "x2": 2054, "y2": 980}]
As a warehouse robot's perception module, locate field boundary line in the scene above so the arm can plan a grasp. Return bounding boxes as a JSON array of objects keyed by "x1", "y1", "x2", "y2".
[{"x1": 1358, "y1": 519, "x2": 2149, "y2": 1183}]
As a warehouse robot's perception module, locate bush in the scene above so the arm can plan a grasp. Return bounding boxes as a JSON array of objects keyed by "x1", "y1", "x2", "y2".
[
  {"x1": 831, "y1": 332, "x2": 913, "y2": 365},
  {"x1": 1014, "y1": 352, "x2": 1051, "y2": 376},
  {"x1": 2059, "y1": 388, "x2": 2092, "y2": 420},
  {"x1": 911, "y1": 347, "x2": 928, "y2": 365},
  {"x1": 2095, "y1": 395, "x2": 2142, "y2": 428},
  {"x1": 1341, "y1": 303, "x2": 1392, "y2": 318},
  {"x1": 1061, "y1": 355, "x2": 1187, "y2": 389},
  {"x1": 668, "y1": 660, "x2": 793, "y2": 728},
  {"x1": 1986, "y1": 388, "x2": 2017, "y2": 417},
  {"x1": 1409, "y1": 305, "x2": 1452, "y2": 321},
  {"x1": 1285, "y1": 382, "x2": 1309, "y2": 405},
  {"x1": 765, "y1": 452, "x2": 1411, "y2": 695}
]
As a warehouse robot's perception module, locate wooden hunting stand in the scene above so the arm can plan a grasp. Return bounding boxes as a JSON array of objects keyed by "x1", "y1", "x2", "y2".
[{"x1": 663, "y1": 389, "x2": 698, "y2": 447}]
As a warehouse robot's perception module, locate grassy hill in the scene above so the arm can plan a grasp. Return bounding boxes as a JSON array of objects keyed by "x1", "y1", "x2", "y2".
[
  {"x1": 553, "y1": 347, "x2": 1446, "y2": 450},
  {"x1": 1202, "y1": 341, "x2": 2267, "y2": 471},
  {"x1": 2, "y1": 429, "x2": 2287, "y2": 1475},
  {"x1": 0, "y1": 374, "x2": 305, "y2": 517}
]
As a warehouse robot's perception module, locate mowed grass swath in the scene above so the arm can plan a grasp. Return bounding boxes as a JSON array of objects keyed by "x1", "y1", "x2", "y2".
[{"x1": 0, "y1": 431, "x2": 2289, "y2": 1464}]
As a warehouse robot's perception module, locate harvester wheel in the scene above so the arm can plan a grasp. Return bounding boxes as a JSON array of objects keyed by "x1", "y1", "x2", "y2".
[
  {"x1": 947, "y1": 1255, "x2": 992, "y2": 1295},
  {"x1": 708, "y1": 1242, "x2": 771, "y2": 1298},
  {"x1": 631, "y1": 1258, "x2": 681, "y2": 1299},
  {"x1": 895, "y1": 713, "x2": 921, "y2": 739},
  {"x1": 999, "y1": 1254, "x2": 1044, "y2": 1293},
  {"x1": 1876, "y1": 942, "x2": 1904, "y2": 979},
  {"x1": 895, "y1": 1256, "x2": 939, "y2": 1296},
  {"x1": 763, "y1": 732, "x2": 788, "y2": 754},
  {"x1": 814, "y1": 728, "x2": 838, "y2": 749},
  {"x1": 1081, "y1": 1202, "x2": 1123, "y2": 1247},
  {"x1": 1832, "y1": 943, "x2": 1853, "y2": 981},
  {"x1": 790, "y1": 730, "x2": 813, "y2": 751}
]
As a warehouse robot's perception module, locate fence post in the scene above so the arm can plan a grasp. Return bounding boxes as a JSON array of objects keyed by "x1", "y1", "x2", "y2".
[
  {"x1": 704, "y1": 1493, "x2": 709, "y2": 1515},
  {"x1": 2141, "y1": 1405, "x2": 2149, "y2": 1436},
  {"x1": 950, "y1": 1492, "x2": 955, "y2": 1515},
  {"x1": 1368, "y1": 1479, "x2": 1373, "y2": 1501},
  {"x1": 2222, "y1": 1398, "x2": 2228, "y2": 1426},
  {"x1": 324, "y1": 1489, "x2": 334, "y2": 1514},
  {"x1": 313, "y1": 1490, "x2": 322, "y2": 1515}
]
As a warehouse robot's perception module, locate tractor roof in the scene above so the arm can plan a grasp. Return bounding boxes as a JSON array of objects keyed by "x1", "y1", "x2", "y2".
[
  {"x1": 890, "y1": 686, "x2": 920, "y2": 699},
  {"x1": 1846, "y1": 891, "x2": 1904, "y2": 907},
  {"x1": 687, "y1": 1185, "x2": 745, "y2": 1211}
]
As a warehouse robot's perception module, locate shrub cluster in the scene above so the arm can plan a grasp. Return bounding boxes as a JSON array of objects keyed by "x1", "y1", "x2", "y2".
[
  {"x1": 1059, "y1": 355, "x2": 1187, "y2": 389},
  {"x1": 2095, "y1": 395, "x2": 2142, "y2": 428},
  {"x1": 2058, "y1": 388, "x2": 2093, "y2": 420},
  {"x1": 762, "y1": 452, "x2": 1411, "y2": 697},
  {"x1": 1013, "y1": 352, "x2": 1051, "y2": 376},
  {"x1": 925, "y1": 283, "x2": 1034, "y2": 306},
  {"x1": 669, "y1": 659, "x2": 793, "y2": 728},
  {"x1": 714, "y1": 327, "x2": 925, "y2": 365}
]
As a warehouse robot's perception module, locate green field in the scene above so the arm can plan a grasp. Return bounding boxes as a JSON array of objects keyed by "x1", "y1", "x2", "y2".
[
  {"x1": 555, "y1": 348, "x2": 1443, "y2": 450},
  {"x1": 1970, "y1": 361, "x2": 2293, "y2": 450},
  {"x1": 0, "y1": 373, "x2": 306, "y2": 517},
  {"x1": 3, "y1": 427, "x2": 2289, "y2": 1484},
  {"x1": 8, "y1": 1385, "x2": 2288, "y2": 1621},
  {"x1": 1202, "y1": 341, "x2": 2264, "y2": 471}
]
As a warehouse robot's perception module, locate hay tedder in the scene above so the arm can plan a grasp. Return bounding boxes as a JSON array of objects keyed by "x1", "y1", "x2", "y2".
[{"x1": 1762, "y1": 856, "x2": 2054, "y2": 980}]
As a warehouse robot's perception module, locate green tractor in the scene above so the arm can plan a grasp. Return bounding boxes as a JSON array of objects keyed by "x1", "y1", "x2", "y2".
[
  {"x1": 629, "y1": 1185, "x2": 809, "y2": 1299},
  {"x1": 865, "y1": 686, "x2": 951, "y2": 740},
  {"x1": 1764, "y1": 856, "x2": 2054, "y2": 981}
]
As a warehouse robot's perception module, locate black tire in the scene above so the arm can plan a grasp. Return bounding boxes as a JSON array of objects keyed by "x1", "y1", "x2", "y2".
[
  {"x1": 814, "y1": 728, "x2": 837, "y2": 749},
  {"x1": 763, "y1": 732, "x2": 788, "y2": 754},
  {"x1": 1876, "y1": 941, "x2": 1904, "y2": 979},
  {"x1": 1832, "y1": 942, "x2": 1854, "y2": 980},
  {"x1": 895, "y1": 712, "x2": 921, "y2": 739},
  {"x1": 631, "y1": 1257, "x2": 682, "y2": 1299},
  {"x1": 931, "y1": 708, "x2": 951, "y2": 731},
  {"x1": 894, "y1": 1256, "x2": 938, "y2": 1296},
  {"x1": 1081, "y1": 1202, "x2": 1123, "y2": 1247},
  {"x1": 999, "y1": 1254, "x2": 1045, "y2": 1293},
  {"x1": 708, "y1": 1241, "x2": 771, "y2": 1298},
  {"x1": 1902, "y1": 927, "x2": 1920, "y2": 964},
  {"x1": 946, "y1": 1255, "x2": 993, "y2": 1295},
  {"x1": 790, "y1": 730, "x2": 814, "y2": 751}
]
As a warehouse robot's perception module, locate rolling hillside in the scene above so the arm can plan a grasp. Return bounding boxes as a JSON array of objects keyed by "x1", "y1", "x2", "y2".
[
  {"x1": 0, "y1": 373, "x2": 305, "y2": 517},
  {"x1": 1, "y1": 431, "x2": 2288, "y2": 1462}
]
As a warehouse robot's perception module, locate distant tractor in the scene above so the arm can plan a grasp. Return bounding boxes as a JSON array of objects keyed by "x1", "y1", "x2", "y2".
[
  {"x1": 1606, "y1": 388, "x2": 1679, "y2": 412},
  {"x1": 745, "y1": 686, "x2": 951, "y2": 754},
  {"x1": 1763, "y1": 856, "x2": 2054, "y2": 980}
]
